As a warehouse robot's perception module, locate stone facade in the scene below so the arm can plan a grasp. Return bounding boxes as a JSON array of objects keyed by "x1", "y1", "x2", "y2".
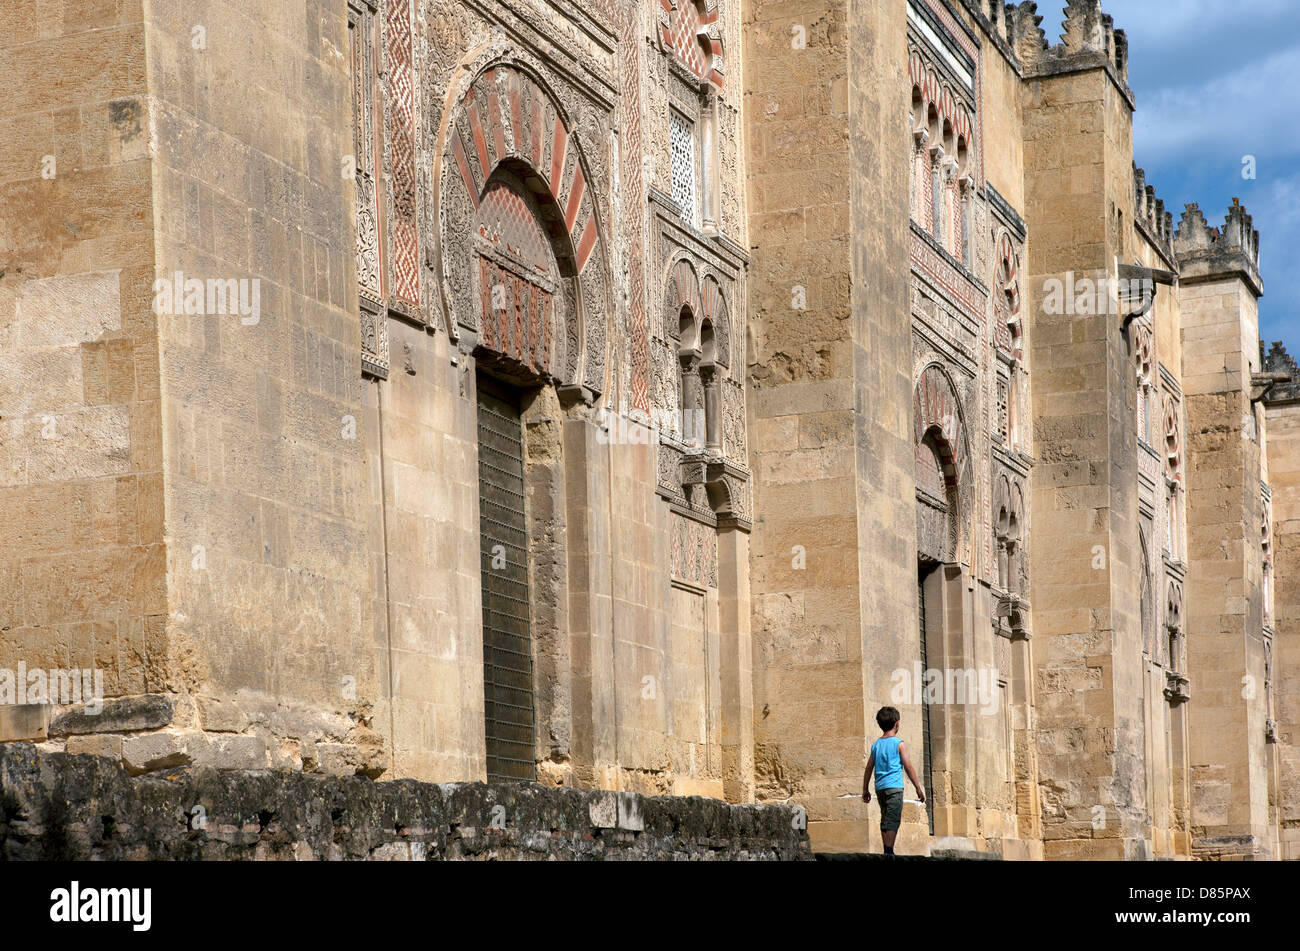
[{"x1": 0, "y1": 0, "x2": 1293, "y2": 860}]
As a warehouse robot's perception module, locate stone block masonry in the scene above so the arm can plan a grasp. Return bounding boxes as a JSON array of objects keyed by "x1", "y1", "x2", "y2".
[
  {"x1": 2, "y1": 0, "x2": 1293, "y2": 863},
  {"x1": 0, "y1": 745, "x2": 811, "y2": 861}
]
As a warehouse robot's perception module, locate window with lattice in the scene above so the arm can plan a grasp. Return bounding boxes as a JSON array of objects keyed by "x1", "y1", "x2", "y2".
[{"x1": 670, "y1": 110, "x2": 699, "y2": 226}]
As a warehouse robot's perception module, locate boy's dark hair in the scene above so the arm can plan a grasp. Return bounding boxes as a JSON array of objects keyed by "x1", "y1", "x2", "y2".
[{"x1": 876, "y1": 706, "x2": 900, "y2": 731}]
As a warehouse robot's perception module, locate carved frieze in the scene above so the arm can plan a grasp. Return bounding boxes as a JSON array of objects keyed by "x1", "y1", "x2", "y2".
[
  {"x1": 722, "y1": 378, "x2": 745, "y2": 459},
  {"x1": 670, "y1": 511, "x2": 719, "y2": 589},
  {"x1": 349, "y1": 1, "x2": 389, "y2": 378},
  {"x1": 386, "y1": 0, "x2": 420, "y2": 310}
]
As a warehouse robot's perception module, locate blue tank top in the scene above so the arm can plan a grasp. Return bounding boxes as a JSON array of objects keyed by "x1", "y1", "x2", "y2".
[{"x1": 872, "y1": 736, "x2": 904, "y2": 790}]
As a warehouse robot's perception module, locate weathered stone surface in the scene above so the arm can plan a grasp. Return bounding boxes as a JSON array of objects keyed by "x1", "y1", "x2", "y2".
[
  {"x1": 0, "y1": 706, "x2": 48, "y2": 743},
  {"x1": 121, "y1": 733, "x2": 191, "y2": 776},
  {"x1": 617, "y1": 792, "x2": 644, "y2": 831},
  {"x1": 588, "y1": 791, "x2": 617, "y2": 829},
  {"x1": 49, "y1": 694, "x2": 173, "y2": 737},
  {"x1": 65, "y1": 735, "x2": 125, "y2": 758},
  {"x1": 0, "y1": 745, "x2": 811, "y2": 861},
  {"x1": 196, "y1": 696, "x2": 248, "y2": 733},
  {"x1": 188, "y1": 734, "x2": 268, "y2": 771}
]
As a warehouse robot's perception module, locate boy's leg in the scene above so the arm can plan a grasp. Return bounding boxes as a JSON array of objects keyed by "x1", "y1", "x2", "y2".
[{"x1": 879, "y1": 789, "x2": 903, "y2": 854}]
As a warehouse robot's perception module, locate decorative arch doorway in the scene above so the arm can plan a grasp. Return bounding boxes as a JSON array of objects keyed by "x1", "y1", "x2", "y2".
[
  {"x1": 433, "y1": 55, "x2": 615, "y2": 782},
  {"x1": 913, "y1": 363, "x2": 972, "y2": 837}
]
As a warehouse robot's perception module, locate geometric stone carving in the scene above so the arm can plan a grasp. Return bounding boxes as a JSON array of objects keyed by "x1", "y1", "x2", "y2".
[
  {"x1": 663, "y1": 258, "x2": 732, "y2": 372},
  {"x1": 1165, "y1": 578, "x2": 1183, "y2": 635},
  {"x1": 670, "y1": 512, "x2": 719, "y2": 588},
  {"x1": 663, "y1": 257, "x2": 701, "y2": 341},
  {"x1": 705, "y1": 459, "x2": 751, "y2": 531},
  {"x1": 1164, "y1": 670, "x2": 1191, "y2": 705},
  {"x1": 386, "y1": 0, "x2": 419, "y2": 310},
  {"x1": 658, "y1": 0, "x2": 726, "y2": 90},
  {"x1": 995, "y1": 231, "x2": 1022, "y2": 360},
  {"x1": 1163, "y1": 393, "x2": 1182, "y2": 482},
  {"x1": 348, "y1": 0, "x2": 389, "y2": 379},
  {"x1": 722, "y1": 378, "x2": 745, "y2": 458},
  {"x1": 908, "y1": 48, "x2": 973, "y2": 151},
  {"x1": 993, "y1": 472, "x2": 1025, "y2": 594},
  {"x1": 915, "y1": 363, "x2": 971, "y2": 565}
]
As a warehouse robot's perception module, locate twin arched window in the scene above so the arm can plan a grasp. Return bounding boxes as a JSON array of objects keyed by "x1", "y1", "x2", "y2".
[
  {"x1": 994, "y1": 477, "x2": 1023, "y2": 595},
  {"x1": 665, "y1": 260, "x2": 731, "y2": 453}
]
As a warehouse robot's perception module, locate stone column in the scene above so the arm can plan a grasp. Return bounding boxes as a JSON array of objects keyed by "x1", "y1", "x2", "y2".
[
  {"x1": 678, "y1": 348, "x2": 704, "y2": 450},
  {"x1": 1023, "y1": 54, "x2": 1147, "y2": 859},
  {"x1": 701, "y1": 362, "x2": 721, "y2": 453},
  {"x1": 744, "y1": 0, "x2": 913, "y2": 853}
]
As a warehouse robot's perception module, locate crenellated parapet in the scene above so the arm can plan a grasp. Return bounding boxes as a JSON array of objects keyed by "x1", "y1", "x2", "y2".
[
  {"x1": 959, "y1": 1, "x2": 1041, "y2": 69},
  {"x1": 1132, "y1": 163, "x2": 1175, "y2": 261},
  {"x1": 1008, "y1": 1, "x2": 1048, "y2": 64},
  {"x1": 1009, "y1": 0, "x2": 1131, "y2": 99},
  {"x1": 1174, "y1": 198, "x2": 1263, "y2": 296},
  {"x1": 1261, "y1": 341, "x2": 1300, "y2": 404}
]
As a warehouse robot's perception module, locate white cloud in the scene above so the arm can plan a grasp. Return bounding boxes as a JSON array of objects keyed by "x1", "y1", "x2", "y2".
[{"x1": 1134, "y1": 45, "x2": 1300, "y2": 161}]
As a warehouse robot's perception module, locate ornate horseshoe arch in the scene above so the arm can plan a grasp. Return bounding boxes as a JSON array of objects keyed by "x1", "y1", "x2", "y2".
[
  {"x1": 431, "y1": 53, "x2": 611, "y2": 396},
  {"x1": 662, "y1": 256, "x2": 732, "y2": 373},
  {"x1": 994, "y1": 231, "x2": 1022, "y2": 360},
  {"x1": 663, "y1": 256, "x2": 702, "y2": 343},
  {"x1": 915, "y1": 363, "x2": 973, "y2": 565},
  {"x1": 698, "y1": 272, "x2": 732, "y2": 372}
]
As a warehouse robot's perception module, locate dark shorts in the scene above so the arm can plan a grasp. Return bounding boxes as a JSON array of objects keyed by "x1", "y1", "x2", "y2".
[{"x1": 878, "y1": 788, "x2": 904, "y2": 831}]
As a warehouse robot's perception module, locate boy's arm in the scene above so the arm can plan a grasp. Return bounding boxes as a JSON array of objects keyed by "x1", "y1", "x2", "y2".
[
  {"x1": 899, "y1": 741, "x2": 926, "y2": 804},
  {"x1": 861, "y1": 751, "x2": 875, "y2": 803}
]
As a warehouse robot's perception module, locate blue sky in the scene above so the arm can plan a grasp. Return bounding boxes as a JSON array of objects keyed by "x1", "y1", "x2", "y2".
[{"x1": 1042, "y1": 0, "x2": 1300, "y2": 347}]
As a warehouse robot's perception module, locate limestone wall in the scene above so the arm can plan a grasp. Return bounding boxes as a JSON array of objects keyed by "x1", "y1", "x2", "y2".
[
  {"x1": 742, "y1": 0, "x2": 919, "y2": 853},
  {"x1": 360, "y1": 0, "x2": 756, "y2": 797},
  {"x1": 363, "y1": 325, "x2": 483, "y2": 782},
  {"x1": 1129, "y1": 211, "x2": 1191, "y2": 858},
  {"x1": 145, "y1": 0, "x2": 381, "y2": 773},
  {"x1": 0, "y1": 4, "x2": 163, "y2": 731},
  {"x1": 1023, "y1": 61, "x2": 1148, "y2": 859},
  {"x1": 1179, "y1": 274, "x2": 1275, "y2": 858},
  {"x1": 2, "y1": 0, "x2": 1293, "y2": 864}
]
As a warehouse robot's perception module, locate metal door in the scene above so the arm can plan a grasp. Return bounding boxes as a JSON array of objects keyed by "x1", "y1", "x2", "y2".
[
  {"x1": 919, "y1": 564, "x2": 935, "y2": 834},
  {"x1": 477, "y1": 378, "x2": 536, "y2": 782}
]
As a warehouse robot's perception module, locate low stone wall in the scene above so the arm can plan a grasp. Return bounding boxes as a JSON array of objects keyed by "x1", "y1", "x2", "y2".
[{"x1": 0, "y1": 745, "x2": 812, "y2": 861}]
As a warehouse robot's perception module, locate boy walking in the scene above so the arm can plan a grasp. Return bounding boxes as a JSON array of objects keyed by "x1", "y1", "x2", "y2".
[{"x1": 861, "y1": 706, "x2": 925, "y2": 855}]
